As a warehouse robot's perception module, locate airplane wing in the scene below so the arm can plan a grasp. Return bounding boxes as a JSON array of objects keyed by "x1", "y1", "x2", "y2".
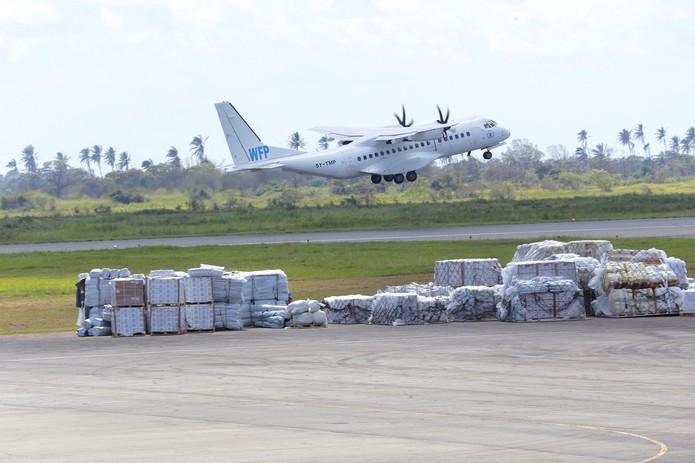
[
  {"x1": 359, "y1": 151, "x2": 440, "y2": 175},
  {"x1": 311, "y1": 122, "x2": 458, "y2": 144},
  {"x1": 230, "y1": 161, "x2": 285, "y2": 172}
]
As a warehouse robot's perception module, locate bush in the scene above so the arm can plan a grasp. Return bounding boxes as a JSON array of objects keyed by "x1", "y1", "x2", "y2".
[{"x1": 109, "y1": 189, "x2": 145, "y2": 204}]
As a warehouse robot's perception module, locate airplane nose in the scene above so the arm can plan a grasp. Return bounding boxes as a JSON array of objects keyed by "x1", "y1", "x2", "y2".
[{"x1": 500, "y1": 126, "x2": 511, "y2": 140}]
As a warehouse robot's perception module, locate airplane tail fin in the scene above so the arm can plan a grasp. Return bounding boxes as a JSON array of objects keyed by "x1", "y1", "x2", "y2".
[{"x1": 215, "y1": 101, "x2": 300, "y2": 168}]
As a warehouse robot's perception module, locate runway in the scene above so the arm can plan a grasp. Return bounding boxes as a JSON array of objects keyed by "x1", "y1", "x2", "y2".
[
  {"x1": 1, "y1": 318, "x2": 693, "y2": 462},
  {"x1": 1, "y1": 217, "x2": 694, "y2": 253}
]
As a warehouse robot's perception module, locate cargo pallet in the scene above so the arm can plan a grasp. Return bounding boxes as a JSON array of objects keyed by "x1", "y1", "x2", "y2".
[{"x1": 290, "y1": 323, "x2": 327, "y2": 328}]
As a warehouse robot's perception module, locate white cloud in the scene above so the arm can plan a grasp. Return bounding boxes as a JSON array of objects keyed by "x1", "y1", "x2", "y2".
[
  {"x1": 0, "y1": 0, "x2": 59, "y2": 24},
  {"x1": 6, "y1": 36, "x2": 43, "y2": 61},
  {"x1": 101, "y1": 7, "x2": 123, "y2": 28}
]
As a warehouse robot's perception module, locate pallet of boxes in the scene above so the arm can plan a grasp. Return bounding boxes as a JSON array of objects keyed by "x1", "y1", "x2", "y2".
[
  {"x1": 589, "y1": 248, "x2": 688, "y2": 317},
  {"x1": 110, "y1": 275, "x2": 148, "y2": 336},
  {"x1": 147, "y1": 270, "x2": 186, "y2": 335},
  {"x1": 76, "y1": 268, "x2": 134, "y2": 337},
  {"x1": 435, "y1": 258, "x2": 502, "y2": 322}
]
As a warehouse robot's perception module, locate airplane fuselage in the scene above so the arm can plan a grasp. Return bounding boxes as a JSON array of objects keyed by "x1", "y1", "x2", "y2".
[{"x1": 259, "y1": 117, "x2": 509, "y2": 179}]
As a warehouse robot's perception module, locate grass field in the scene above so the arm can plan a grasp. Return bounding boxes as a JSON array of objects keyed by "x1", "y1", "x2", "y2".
[
  {"x1": 3, "y1": 193, "x2": 695, "y2": 244},
  {"x1": 1, "y1": 237, "x2": 692, "y2": 335}
]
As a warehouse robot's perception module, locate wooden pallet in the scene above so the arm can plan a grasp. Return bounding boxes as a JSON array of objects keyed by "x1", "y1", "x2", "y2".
[
  {"x1": 290, "y1": 323, "x2": 327, "y2": 328},
  {"x1": 680, "y1": 312, "x2": 695, "y2": 317}
]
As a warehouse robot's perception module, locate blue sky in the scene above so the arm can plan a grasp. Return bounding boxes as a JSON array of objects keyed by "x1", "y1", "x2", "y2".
[{"x1": 1, "y1": 0, "x2": 694, "y2": 171}]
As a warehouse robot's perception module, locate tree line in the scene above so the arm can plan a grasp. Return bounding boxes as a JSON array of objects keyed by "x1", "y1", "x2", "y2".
[{"x1": 2, "y1": 124, "x2": 695, "y2": 211}]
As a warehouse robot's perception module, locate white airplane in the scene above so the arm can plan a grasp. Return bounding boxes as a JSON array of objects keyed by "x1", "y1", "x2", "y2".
[{"x1": 215, "y1": 101, "x2": 510, "y2": 184}]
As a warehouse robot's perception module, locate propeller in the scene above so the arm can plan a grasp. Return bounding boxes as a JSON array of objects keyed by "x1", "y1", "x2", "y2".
[
  {"x1": 394, "y1": 105, "x2": 414, "y2": 127},
  {"x1": 436, "y1": 105, "x2": 450, "y2": 124}
]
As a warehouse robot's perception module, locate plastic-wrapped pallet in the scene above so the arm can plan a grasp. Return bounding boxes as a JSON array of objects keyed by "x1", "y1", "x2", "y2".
[
  {"x1": 434, "y1": 259, "x2": 502, "y2": 287},
  {"x1": 147, "y1": 276, "x2": 183, "y2": 305},
  {"x1": 184, "y1": 303, "x2": 215, "y2": 330},
  {"x1": 416, "y1": 296, "x2": 449, "y2": 323},
  {"x1": 503, "y1": 260, "x2": 578, "y2": 286},
  {"x1": 149, "y1": 306, "x2": 183, "y2": 334},
  {"x1": 112, "y1": 306, "x2": 147, "y2": 336},
  {"x1": 564, "y1": 240, "x2": 613, "y2": 261},
  {"x1": 322, "y1": 295, "x2": 373, "y2": 324},
  {"x1": 369, "y1": 293, "x2": 421, "y2": 326},
  {"x1": 589, "y1": 262, "x2": 680, "y2": 295},
  {"x1": 511, "y1": 240, "x2": 567, "y2": 263},
  {"x1": 183, "y1": 277, "x2": 213, "y2": 303},
  {"x1": 220, "y1": 272, "x2": 246, "y2": 304},
  {"x1": 666, "y1": 257, "x2": 689, "y2": 289},
  {"x1": 447, "y1": 285, "x2": 502, "y2": 321},
  {"x1": 215, "y1": 303, "x2": 243, "y2": 330},
  {"x1": 544, "y1": 254, "x2": 600, "y2": 290},
  {"x1": 379, "y1": 282, "x2": 453, "y2": 297},
  {"x1": 593, "y1": 287, "x2": 683, "y2": 317},
  {"x1": 682, "y1": 289, "x2": 695, "y2": 314},
  {"x1": 240, "y1": 270, "x2": 290, "y2": 303},
  {"x1": 498, "y1": 277, "x2": 584, "y2": 322}
]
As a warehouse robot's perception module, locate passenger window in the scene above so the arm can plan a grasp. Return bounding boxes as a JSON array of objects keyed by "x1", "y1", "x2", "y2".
[
  {"x1": 409, "y1": 145, "x2": 413, "y2": 149},
  {"x1": 398, "y1": 147, "x2": 402, "y2": 152},
  {"x1": 426, "y1": 141, "x2": 430, "y2": 146},
  {"x1": 466, "y1": 131, "x2": 470, "y2": 136},
  {"x1": 380, "y1": 151, "x2": 384, "y2": 156},
  {"x1": 369, "y1": 154, "x2": 373, "y2": 159}
]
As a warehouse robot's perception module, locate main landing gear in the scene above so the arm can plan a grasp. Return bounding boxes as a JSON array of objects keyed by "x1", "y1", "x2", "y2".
[{"x1": 370, "y1": 171, "x2": 418, "y2": 185}]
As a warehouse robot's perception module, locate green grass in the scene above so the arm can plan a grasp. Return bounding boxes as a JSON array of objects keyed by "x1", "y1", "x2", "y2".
[
  {"x1": 3, "y1": 193, "x2": 695, "y2": 245},
  {"x1": 1, "y1": 237, "x2": 693, "y2": 335}
]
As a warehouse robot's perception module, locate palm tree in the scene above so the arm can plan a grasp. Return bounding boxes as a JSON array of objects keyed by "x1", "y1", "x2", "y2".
[
  {"x1": 55, "y1": 152, "x2": 70, "y2": 164},
  {"x1": 317, "y1": 135, "x2": 330, "y2": 150},
  {"x1": 141, "y1": 159, "x2": 154, "y2": 170},
  {"x1": 104, "y1": 146, "x2": 117, "y2": 172},
  {"x1": 20, "y1": 145, "x2": 38, "y2": 173},
  {"x1": 681, "y1": 138, "x2": 692, "y2": 155},
  {"x1": 577, "y1": 129, "x2": 589, "y2": 154},
  {"x1": 117, "y1": 151, "x2": 131, "y2": 170},
  {"x1": 669, "y1": 136, "x2": 680, "y2": 154},
  {"x1": 685, "y1": 127, "x2": 695, "y2": 153},
  {"x1": 618, "y1": 129, "x2": 634, "y2": 156},
  {"x1": 655, "y1": 127, "x2": 668, "y2": 153},
  {"x1": 633, "y1": 123, "x2": 649, "y2": 157},
  {"x1": 189, "y1": 135, "x2": 208, "y2": 164},
  {"x1": 91, "y1": 145, "x2": 103, "y2": 177},
  {"x1": 591, "y1": 143, "x2": 608, "y2": 159},
  {"x1": 79, "y1": 147, "x2": 92, "y2": 174},
  {"x1": 166, "y1": 146, "x2": 181, "y2": 168},
  {"x1": 6, "y1": 159, "x2": 18, "y2": 175},
  {"x1": 288, "y1": 132, "x2": 305, "y2": 150}
]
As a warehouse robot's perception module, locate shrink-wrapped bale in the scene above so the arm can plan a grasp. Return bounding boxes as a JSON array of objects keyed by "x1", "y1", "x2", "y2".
[
  {"x1": 184, "y1": 303, "x2": 215, "y2": 330},
  {"x1": 217, "y1": 272, "x2": 246, "y2": 304},
  {"x1": 447, "y1": 285, "x2": 501, "y2": 321},
  {"x1": 666, "y1": 257, "x2": 689, "y2": 289},
  {"x1": 112, "y1": 306, "x2": 147, "y2": 336},
  {"x1": 289, "y1": 300, "x2": 327, "y2": 326},
  {"x1": 369, "y1": 293, "x2": 420, "y2": 326},
  {"x1": 380, "y1": 282, "x2": 454, "y2": 297},
  {"x1": 322, "y1": 295, "x2": 373, "y2": 324},
  {"x1": 183, "y1": 277, "x2": 213, "y2": 303},
  {"x1": 149, "y1": 306, "x2": 183, "y2": 333},
  {"x1": 240, "y1": 270, "x2": 290, "y2": 303},
  {"x1": 591, "y1": 262, "x2": 679, "y2": 294},
  {"x1": 434, "y1": 259, "x2": 502, "y2": 287},
  {"x1": 147, "y1": 277, "x2": 183, "y2": 305},
  {"x1": 188, "y1": 265, "x2": 224, "y2": 278},
  {"x1": 512, "y1": 240, "x2": 567, "y2": 262},
  {"x1": 416, "y1": 296, "x2": 450, "y2": 323},
  {"x1": 498, "y1": 278, "x2": 584, "y2": 322},
  {"x1": 215, "y1": 303, "x2": 243, "y2": 330}
]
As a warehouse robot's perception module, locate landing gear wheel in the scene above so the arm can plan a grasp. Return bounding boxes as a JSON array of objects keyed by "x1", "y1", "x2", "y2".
[
  {"x1": 483, "y1": 151, "x2": 492, "y2": 160},
  {"x1": 406, "y1": 171, "x2": 417, "y2": 182},
  {"x1": 394, "y1": 173, "x2": 405, "y2": 184},
  {"x1": 371, "y1": 174, "x2": 382, "y2": 184},
  {"x1": 383, "y1": 174, "x2": 394, "y2": 182}
]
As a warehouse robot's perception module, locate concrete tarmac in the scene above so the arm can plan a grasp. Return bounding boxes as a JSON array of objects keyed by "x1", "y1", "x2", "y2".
[{"x1": 1, "y1": 317, "x2": 694, "y2": 462}]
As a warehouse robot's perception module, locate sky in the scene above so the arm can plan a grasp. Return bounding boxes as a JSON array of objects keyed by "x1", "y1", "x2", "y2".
[{"x1": 1, "y1": 0, "x2": 694, "y2": 172}]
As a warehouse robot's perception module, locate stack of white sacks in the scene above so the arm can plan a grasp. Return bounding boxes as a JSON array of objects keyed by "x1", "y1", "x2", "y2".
[
  {"x1": 239, "y1": 269, "x2": 290, "y2": 328},
  {"x1": 589, "y1": 248, "x2": 688, "y2": 317},
  {"x1": 288, "y1": 299, "x2": 328, "y2": 327}
]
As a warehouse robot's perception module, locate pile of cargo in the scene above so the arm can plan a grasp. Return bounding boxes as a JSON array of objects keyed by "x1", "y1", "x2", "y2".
[
  {"x1": 590, "y1": 248, "x2": 687, "y2": 317},
  {"x1": 288, "y1": 299, "x2": 328, "y2": 327},
  {"x1": 76, "y1": 266, "x2": 290, "y2": 336}
]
